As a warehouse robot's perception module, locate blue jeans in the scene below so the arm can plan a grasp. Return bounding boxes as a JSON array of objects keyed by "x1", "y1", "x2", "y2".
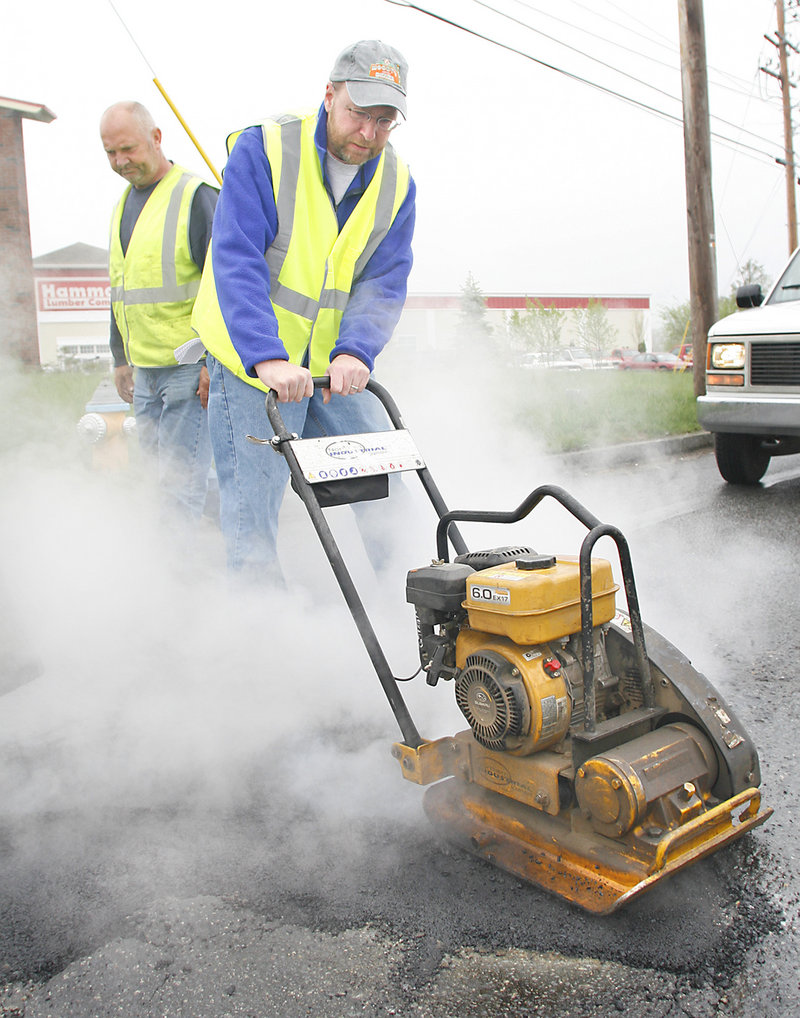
[
  {"x1": 207, "y1": 355, "x2": 394, "y2": 577},
  {"x1": 133, "y1": 364, "x2": 213, "y2": 519}
]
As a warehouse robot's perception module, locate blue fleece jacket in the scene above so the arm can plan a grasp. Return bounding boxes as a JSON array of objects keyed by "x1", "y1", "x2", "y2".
[{"x1": 211, "y1": 104, "x2": 415, "y2": 376}]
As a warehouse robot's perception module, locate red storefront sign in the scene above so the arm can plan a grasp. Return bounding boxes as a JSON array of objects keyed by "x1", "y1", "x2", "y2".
[{"x1": 37, "y1": 277, "x2": 110, "y2": 312}]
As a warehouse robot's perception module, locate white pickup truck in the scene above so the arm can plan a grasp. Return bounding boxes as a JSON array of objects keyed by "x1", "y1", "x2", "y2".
[{"x1": 697, "y1": 247, "x2": 800, "y2": 484}]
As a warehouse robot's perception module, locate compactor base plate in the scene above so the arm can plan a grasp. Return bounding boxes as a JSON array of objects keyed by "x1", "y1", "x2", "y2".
[{"x1": 423, "y1": 777, "x2": 772, "y2": 914}]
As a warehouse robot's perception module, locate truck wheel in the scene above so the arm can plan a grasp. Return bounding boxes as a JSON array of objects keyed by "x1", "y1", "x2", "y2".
[{"x1": 714, "y1": 433, "x2": 770, "y2": 485}]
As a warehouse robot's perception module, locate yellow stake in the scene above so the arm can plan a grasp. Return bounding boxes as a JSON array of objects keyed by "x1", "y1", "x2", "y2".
[
  {"x1": 107, "y1": 0, "x2": 222, "y2": 185},
  {"x1": 152, "y1": 77, "x2": 222, "y2": 186}
]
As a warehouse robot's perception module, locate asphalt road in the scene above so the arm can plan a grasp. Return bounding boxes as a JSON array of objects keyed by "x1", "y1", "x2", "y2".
[{"x1": 1, "y1": 436, "x2": 799, "y2": 1017}]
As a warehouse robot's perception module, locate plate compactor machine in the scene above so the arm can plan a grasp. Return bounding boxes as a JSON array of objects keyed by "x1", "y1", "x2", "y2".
[{"x1": 261, "y1": 379, "x2": 772, "y2": 915}]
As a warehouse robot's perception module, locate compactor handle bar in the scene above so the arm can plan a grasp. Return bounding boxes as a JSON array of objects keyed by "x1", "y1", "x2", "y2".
[
  {"x1": 263, "y1": 376, "x2": 465, "y2": 748},
  {"x1": 265, "y1": 375, "x2": 399, "y2": 436}
]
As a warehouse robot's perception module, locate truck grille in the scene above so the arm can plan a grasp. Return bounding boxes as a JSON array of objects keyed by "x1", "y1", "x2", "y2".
[{"x1": 751, "y1": 342, "x2": 800, "y2": 386}]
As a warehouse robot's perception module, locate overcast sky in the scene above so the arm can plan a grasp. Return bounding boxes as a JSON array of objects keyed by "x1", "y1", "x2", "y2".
[{"x1": 3, "y1": 0, "x2": 795, "y2": 313}]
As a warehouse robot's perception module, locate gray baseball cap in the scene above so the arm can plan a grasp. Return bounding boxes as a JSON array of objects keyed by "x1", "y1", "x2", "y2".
[{"x1": 329, "y1": 40, "x2": 408, "y2": 117}]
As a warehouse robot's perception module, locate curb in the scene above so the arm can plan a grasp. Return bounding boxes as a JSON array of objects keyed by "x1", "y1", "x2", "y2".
[{"x1": 557, "y1": 431, "x2": 713, "y2": 470}]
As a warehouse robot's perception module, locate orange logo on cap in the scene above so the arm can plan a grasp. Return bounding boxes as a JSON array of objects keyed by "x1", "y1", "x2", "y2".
[{"x1": 369, "y1": 60, "x2": 401, "y2": 85}]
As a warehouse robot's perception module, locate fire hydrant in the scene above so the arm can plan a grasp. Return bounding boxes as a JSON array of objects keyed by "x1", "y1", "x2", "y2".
[{"x1": 76, "y1": 377, "x2": 135, "y2": 470}]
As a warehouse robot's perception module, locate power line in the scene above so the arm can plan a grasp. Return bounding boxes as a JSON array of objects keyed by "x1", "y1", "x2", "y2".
[
  {"x1": 585, "y1": 0, "x2": 679, "y2": 52},
  {"x1": 507, "y1": 0, "x2": 768, "y2": 99},
  {"x1": 467, "y1": 0, "x2": 685, "y2": 107},
  {"x1": 465, "y1": 0, "x2": 782, "y2": 151},
  {"x1": 590, "y1": 0, "x2": 771, "y2": 96},
  {"x1": 386, "y1": 0, "x2": 783, "y2": 165}
]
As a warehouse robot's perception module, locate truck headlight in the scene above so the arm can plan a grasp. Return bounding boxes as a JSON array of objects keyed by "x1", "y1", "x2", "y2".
[{"x1": 710, "y1": 343, "x2": 745, "y2": 370}]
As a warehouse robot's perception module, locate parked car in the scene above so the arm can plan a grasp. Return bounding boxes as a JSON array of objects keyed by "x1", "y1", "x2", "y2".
[
  {"x1": 618, "y1": 351, "x2": 685, "y2": 371},
  {"x1": 562, "y1": 348, "x2": 594, "y2": 369},
  {"x1": 520, "y1": 351, "x2": 582, "y2": 370},
  {"x1": 697, "y1": 249, "x2": 800, "y2": 484},
  {"x1": 520, "y1": 349, "x2": 605, "y2": 371}
]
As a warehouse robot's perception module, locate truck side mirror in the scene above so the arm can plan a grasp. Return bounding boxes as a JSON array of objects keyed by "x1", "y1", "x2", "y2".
[{"x1": 736, "y1": 283, "x2": 764, "y2": 309}]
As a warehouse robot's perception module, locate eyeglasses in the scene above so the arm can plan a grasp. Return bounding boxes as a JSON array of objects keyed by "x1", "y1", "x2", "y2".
[{"x1": 344, "y1": 106, "x2": 400, "y2": 133}]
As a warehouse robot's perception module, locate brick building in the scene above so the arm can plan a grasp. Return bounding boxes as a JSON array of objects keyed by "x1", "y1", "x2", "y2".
[{"x1": 0, "y1": 96, "x2": 56, "y2": 365}]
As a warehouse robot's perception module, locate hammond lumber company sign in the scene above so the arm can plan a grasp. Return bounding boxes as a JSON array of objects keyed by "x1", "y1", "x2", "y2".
[{"x1": 37, "y1": 277, "x2": 110, "y2": 312}]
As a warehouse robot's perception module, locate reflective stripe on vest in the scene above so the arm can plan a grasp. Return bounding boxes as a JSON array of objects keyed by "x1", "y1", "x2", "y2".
[{"x1": 109, "y1": 164, "x2": 203, "y2": 366}]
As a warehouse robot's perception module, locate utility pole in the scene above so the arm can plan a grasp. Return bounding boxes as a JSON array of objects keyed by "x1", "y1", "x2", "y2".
[
  {"x1": 763, "y1": 0, "x2": 798, "y2": 255},
  {"x1": 677, "y1": 0, "x2": 717, "y2": 397}
]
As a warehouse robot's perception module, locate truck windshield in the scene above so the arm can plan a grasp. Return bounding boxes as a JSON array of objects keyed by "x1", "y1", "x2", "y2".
[{"x1": 767, "y1": 249, "x2": 800, "y2": 304}]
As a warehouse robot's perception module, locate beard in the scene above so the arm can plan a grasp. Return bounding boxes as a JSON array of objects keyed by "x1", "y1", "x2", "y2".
[{"x1": 326, "y1": 134, "x2": 379, "y2": 165}]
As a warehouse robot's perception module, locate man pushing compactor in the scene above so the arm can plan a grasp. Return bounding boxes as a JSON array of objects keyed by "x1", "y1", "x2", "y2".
[{"x1": 192, "y1": 40, "x2": 415, "y2": 581}]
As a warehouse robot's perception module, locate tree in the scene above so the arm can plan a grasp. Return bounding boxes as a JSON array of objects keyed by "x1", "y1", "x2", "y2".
[
  {"x1": 572, "y1": 298, "x2": 617, "y2": 363},
  {"x1": 530, "y1": 300, "x2": 566, "y2": 364},
  {"x1": 459, "y1": 272, "x2": 492, "y2": 344},
  {"x1": 631, "y1": 311, "x2": 647, "y2": 353},
  {"x1": 504, "y1": 299, "x2": 565, "y2": 365},
  {"x1": 658, "y1": 261, "x2": 773, "y2": 351},
  {"x1": 505, "y1": 306, "x2": 534, "y2": 354},
  {"x1": 717, "y1": 293, "x2": 737, "y2": 320},
  {"x1": 658, "y1": 300, "x2": 691, "y2": 351},
  {"x1": 733, "y1": 258, "x2": 770, "y2": 291}
]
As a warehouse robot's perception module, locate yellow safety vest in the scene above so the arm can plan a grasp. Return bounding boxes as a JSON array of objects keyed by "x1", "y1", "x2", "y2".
[
  {"x1": 192, "y1": 112, "x2": 410, "y2": 390},
  {"x1": 109, "y1": 163, "x2": 204, "y2": 367}
]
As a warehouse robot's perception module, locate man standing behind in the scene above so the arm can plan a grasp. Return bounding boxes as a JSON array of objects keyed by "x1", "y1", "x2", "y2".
[
  {"x1": 192, "y1": 40, "x2": 415, "y2": 578},
  {"x1": 100, "y1": 101, "x2": 217, "y2": 519}
]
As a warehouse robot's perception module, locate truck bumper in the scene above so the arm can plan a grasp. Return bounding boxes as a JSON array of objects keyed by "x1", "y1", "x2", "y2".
[{"x1": 697, "y1": 393, "x2": 800, "y2": 436}]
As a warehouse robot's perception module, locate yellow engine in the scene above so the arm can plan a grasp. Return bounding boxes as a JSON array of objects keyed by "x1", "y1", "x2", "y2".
[
  {"x1": 453, "y1": 626, "x2": 571, "y2": 756},
  {"x1": 452, "y1": 552, "x2": 616, "y2": 755}
]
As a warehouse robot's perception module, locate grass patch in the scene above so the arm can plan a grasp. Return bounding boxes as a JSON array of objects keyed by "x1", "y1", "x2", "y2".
[
  {"x1": 0, "y1": 363, "x2": 699, "y2": 460},
  {"x1": 0, "y1": 366, "x2": 110, "y2": 455},
  {"x1": 510, "y1": 369, "x2": 700, "y2": 453}
]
